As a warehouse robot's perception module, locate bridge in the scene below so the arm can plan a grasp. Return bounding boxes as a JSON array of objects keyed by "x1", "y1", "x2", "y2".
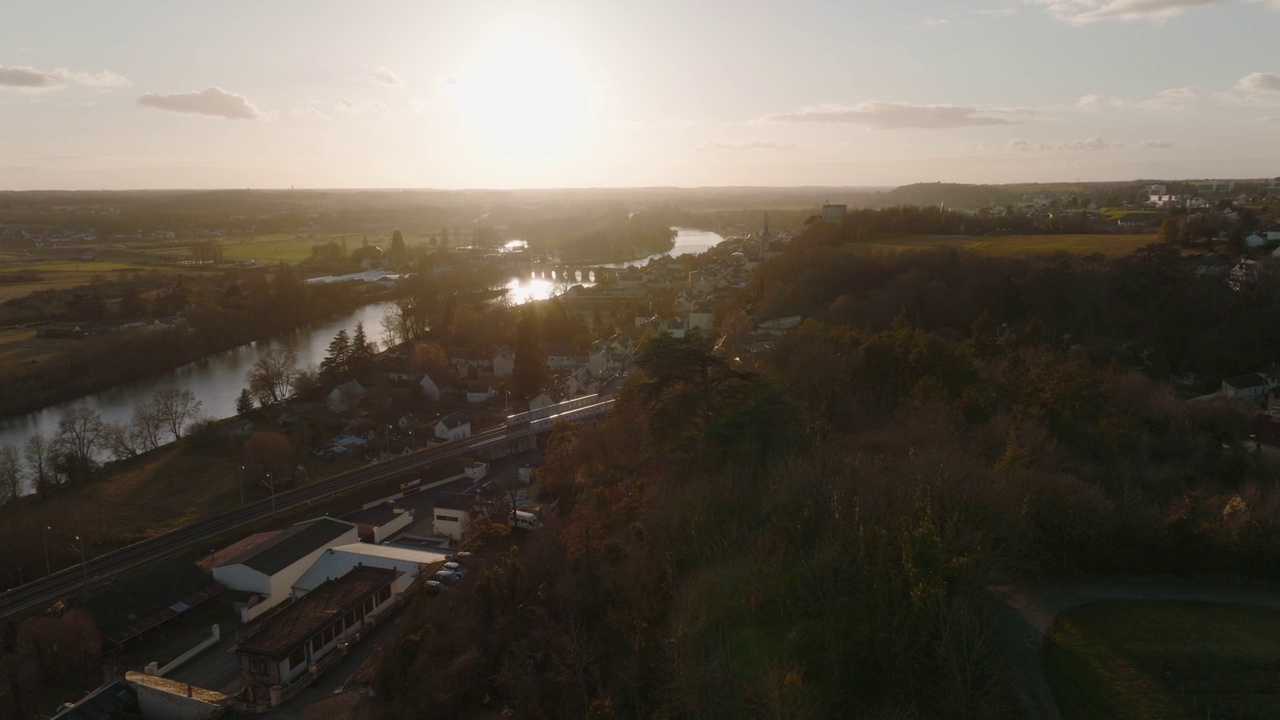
[{"x1": 0, "y1": 398, "x2": 614, "y2": 621}]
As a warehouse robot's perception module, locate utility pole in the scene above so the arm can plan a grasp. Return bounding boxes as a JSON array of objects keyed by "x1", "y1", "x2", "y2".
[
  {"x1": 238, "y1": 465, "x2": 245, "y2": 504},
  {"x1": 43, "y1": 525, "x2": 51, "y2": 576},
  {"x1": 74, "y1": 534, "x2": 87, "y2": 585},
  {"x1": 266, "y1": 473, "x2": 276, "y2": 515}
]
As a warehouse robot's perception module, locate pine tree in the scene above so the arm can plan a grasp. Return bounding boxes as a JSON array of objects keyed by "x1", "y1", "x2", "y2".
[
  {"x1": 236, "y1": 388, "x2": 255, "y2": 414},
  {"x1": 321, "y1": 329, "x2": 352, "y2": 379},
  {"x1": 349, "y1": 322, "x2": 375, "y2": 375}
]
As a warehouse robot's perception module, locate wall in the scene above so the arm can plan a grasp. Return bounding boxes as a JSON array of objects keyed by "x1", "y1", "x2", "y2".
[{"x1": 372, "y1": 511, "x2": 413, "y2": 544}]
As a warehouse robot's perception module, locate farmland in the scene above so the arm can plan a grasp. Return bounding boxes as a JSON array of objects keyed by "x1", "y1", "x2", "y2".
[{"x1": 1044, "y1": 601, "x2": 1280, "y2": 720}]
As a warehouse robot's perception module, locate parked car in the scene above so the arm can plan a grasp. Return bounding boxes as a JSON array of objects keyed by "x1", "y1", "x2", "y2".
[
  {"x1": 443, "y1": 561, "x2": 463, "y2": 573},
  {"x1": 425, "y1": 579, "x2": 445, "y2": 595},
  {"x1": 447, "y1": 551, "x2": 473, "y2": 562},
  {"x1": 433, "y1": 570, "x2": 462, "y2": 585}
]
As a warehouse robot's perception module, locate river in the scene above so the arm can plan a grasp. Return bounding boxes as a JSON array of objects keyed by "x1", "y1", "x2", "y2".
[{"x1": 0, "y1": 227, "x2": 725, "y2": 486}]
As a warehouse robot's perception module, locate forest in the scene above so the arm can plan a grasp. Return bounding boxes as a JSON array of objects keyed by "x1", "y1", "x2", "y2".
[{"x1": 369, "y1": 223, "x2": 1280, "y2": 718}]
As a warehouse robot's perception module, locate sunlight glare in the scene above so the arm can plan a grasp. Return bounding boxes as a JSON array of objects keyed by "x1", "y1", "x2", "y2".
[{"x1": 458, "y1": 24, "x2": 593, "y2": 161}]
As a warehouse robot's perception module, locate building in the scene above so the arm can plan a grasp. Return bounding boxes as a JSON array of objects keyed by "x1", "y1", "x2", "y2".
[
  {"x1": 340, "y1": 502, "x2": 413, "y2": 544},
  {"x1": 434, "y1": 412, "x2": 471, "y2": 442},
  {"x1": 821, "y1": 203, "x2": 847, "y2": 222},
  {"x1": 212, "y1": 518, "x2": 359, "y2": 623},
  {"x1": 545, "y1": 341, "x2": 579, "y2": 371},
  {"x1": 326, "y1": 380, "x2": 366, "y2": 413},
  {"x1": 1221, "y1": 373, "x2": 1270, "y2": 400},
  {"x1": 418, "y1": 372, "x2": 441, "y2": 402},
  {"x1": 236, "y1": 566, "x2": 400, "y2": 708},
  {"x1": 492, "y1": 346, "x2": 515, "y2": 378},
  {"x1": 432, "y1": 492, "x2": 475, "y2": 542},
  {"x1": 291, "y1": 543, "x2": 445, "y2": 596}
]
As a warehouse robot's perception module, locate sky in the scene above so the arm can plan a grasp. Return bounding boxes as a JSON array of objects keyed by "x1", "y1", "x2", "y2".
[{"x1": 1, "y1": 0, "x2": 1278, "y2": 190}]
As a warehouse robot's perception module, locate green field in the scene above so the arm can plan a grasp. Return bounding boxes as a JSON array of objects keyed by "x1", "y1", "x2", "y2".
[
  {"x1": 1044, "y1": 601, "x2": 1280, "y2": 720},
  {"x1": 150, "y1": 233, "x2": 363, "y2": 262},
  {"x1": 846, "y1": 233, "x2": 1157, "y2": 258}
]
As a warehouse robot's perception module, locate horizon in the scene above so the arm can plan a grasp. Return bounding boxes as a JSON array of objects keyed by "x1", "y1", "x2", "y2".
[{"x1": 4, "y1": 1, "x2": 1280, "y2": 190}]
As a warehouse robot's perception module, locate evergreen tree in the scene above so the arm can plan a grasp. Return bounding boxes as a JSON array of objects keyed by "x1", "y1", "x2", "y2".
[
  {"x1": 509, "y1": 308, "x2": 549, "y2": 403},
  {"x1": 236, "y1": 388, "x2": 255, "y2": 415},
  {"x1": 349, "y1": 322, "x2": 375, "y2": 374},
  {"x1": 321, "y1": 329, "x2": 352, "y2": 379}
]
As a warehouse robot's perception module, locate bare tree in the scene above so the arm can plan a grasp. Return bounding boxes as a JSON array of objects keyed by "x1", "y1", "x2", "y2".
[
  {"x1": 100, "y1": 422, "x2": 141, "y2": 461},
  {"x1": 23, "y1": 434, "x2": 53, "y2": 493},
  {"x1": 0, "y1": 444, "x2": 22, "y2": 505},
  {"x1": 247, "y1": 348, "x2": 299, "y2": 406},
  {"x1": 131, "y1": 402, "x2": 165, "y2": 451},
  {"x1": 152, "y1": 387, "x2": 202, "y2": 440},
  {"x1": 53, "y1": 407, "x2": 104, "y2": 481}
]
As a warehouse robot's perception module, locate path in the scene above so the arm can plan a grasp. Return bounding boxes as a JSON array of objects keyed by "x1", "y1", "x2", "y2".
[{"x1": 991, "y1": 580, "x2": 1280, "y2": 720}]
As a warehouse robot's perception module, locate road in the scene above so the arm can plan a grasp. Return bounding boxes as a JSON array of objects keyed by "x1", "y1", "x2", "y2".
[
  {"x1": 0, "y1": 399, "x2": 612, "y2": 621},
  {"x1": 992, "y1": 580, "x2": 1280, "y2": 720}
]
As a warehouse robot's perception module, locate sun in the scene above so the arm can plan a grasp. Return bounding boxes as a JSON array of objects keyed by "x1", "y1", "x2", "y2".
[{"x1": 456, "y1": 25, "x2": 593, "y2": 161}]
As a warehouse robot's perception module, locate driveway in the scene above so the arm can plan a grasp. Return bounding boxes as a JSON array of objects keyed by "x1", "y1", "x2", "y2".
[{"x1": 991, "y1": 580, "x2": 1280, "y2": 720}]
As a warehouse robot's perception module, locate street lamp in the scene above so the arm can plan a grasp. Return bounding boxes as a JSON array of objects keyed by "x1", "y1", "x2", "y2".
[
  {"x1": 42, "y1": 525, "x2": 51, "y2": 576},
  {"x1": 409, "y1": 430, "x2": 415, "y2": 452},
  {"x1": 264, "y1": 472, "x2": 276, "y2": 515},
  {"x1": 74, "y1": 534, "x2": 87, "y2": 585},
  {"x1": 238, "y1": 465, "x2": 245, "y2": 504}
]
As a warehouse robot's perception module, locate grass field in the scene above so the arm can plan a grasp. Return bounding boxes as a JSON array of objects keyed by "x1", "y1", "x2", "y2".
[
  {"x1": 845, "y1": 233, "x2": 1158, "y2": 258},
  {"x1": 1044, "y1": 600, "x2": 1280, "y2": 720},
  {"x1": 149, "y1": 233, "x2": 360, "y2": 262},
  {"x1": 0, "y1": 252, "x2": 163, "y2": 303}
]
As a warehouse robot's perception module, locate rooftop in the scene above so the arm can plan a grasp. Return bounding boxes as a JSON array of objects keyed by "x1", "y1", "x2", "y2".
[
  {"x1": 342, "y1": 502, "x2": 409, "y2": 527},
  {"x1": 434, "y1": 491, "x2": 475, "y2": 512},
  {"x1": 220, "y1": 517, "x2": 356, "y2": 576},
  {"x1": 238, "y1": 565, "x2": 399, "y2": 658},
  {"x1": 1225, "y1": 373, "x2": 1268, "y2": 388}
]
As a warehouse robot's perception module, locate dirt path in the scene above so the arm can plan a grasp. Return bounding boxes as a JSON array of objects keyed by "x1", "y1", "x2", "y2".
[{"x1": 989, "y1": 581, "x2": 1280, "y2": 720}]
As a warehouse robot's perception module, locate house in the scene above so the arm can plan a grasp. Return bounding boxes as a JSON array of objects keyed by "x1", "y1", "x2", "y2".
[
  {"x1": 1221, "y1": 373, "x2": 1270, "y2": 400},
  {"x1": 1268, "y1": 224, "x2": 1280, "y2": 242},
  {"x1": 492, "y1": 346, "x2": 515, "y2": 378},
  {"x1": 432, "y1": 492, "x2": 475, "y2": 542},
  {"x1": 327, "y1": 380, "x2": 366, "y2": 413},
  {"x1": 211, "y1": 518, "x2": 359, "y2": 623},
  {"x1": 434, "y1": 412, "x2": 471, "y2": 442},
  {"x1": 418, "y1": 372, "x2": 441, "y2": 402},
  {"x1": 290, "y1": 543, "x2": 447, "y2": 596},
  {"x1": 545, "y1": 341, "x2": 578, "y2": 371},
  {"x1": 529, "y1": 391, "x2": 561, "y2": 413},
  {"x1": 341, "y1": 502, "x2": 414, "y2": 544},
  {"x1": 465, "y1": 384, "x2": 496, "y2": 404},
  {"x1": 235, "y1": 566, "x2": 401, "y2": 708},
  {"x1": 688, "y1": 307, "x2": 715, "y2": 332}
]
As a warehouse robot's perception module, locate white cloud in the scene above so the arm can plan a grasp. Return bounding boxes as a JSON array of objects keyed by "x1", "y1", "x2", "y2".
[
  {"x1": 1139, "y1": 139, "x2": 1175, "y2": 148},
  {"x1": 0, "y1": 65, "x2": 130, "y2": 90},
  {"x1": 1078, "y1": 84, "x2": 1201, "y2": 110},
  {"x1": 1008, "y1": 136, "x2": 1118, "y2": 151},
  {"x1": 1032, "y1": 0, "x2": 1229, "y2": 24},
  {"x1": 368, "y1": 67, "x2": 404, "y2": 87},
  {"x1": 137, "y1": 87, "x2": 267, "y2": 120},
  {"x1": 764, "y1": 102, "x2": 1027, "y2": 129},
  {"x1": 334, "y1": 98, "x2": 390, "y2": 117},
  {"x1": 923, "y1": 16, "x2": 949, "y2": 25},
  {"x1": 1223, "y1": 72, "x2": 1280, "y2": 105},
  {"x1": 697, "y1": 140, "x2": 797, "y2": 151}
]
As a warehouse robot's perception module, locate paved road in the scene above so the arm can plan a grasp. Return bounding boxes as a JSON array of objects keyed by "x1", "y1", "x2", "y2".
[{"x1": 992, "y1": 580, "x2": 1280, "y2": 720}]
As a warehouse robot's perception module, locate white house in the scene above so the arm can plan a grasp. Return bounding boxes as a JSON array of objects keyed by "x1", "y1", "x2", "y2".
[
  {"x1": 418, "y1": 372, "x2": 441, "y2": 401},
  {"x1": 327, "y1": 380, "x2": 366, "y2": 413},
  {"x1": 465, "y1": 385, "x2": 496, "y2": 403},
  {"x1": 492, "y1": 346, "x2": 515, "y2": 378},
  {"x1": 545, "y1": 342, "x2": 578, "y2": 371},
  {"x1": 434, "y1": 412, "x2": 471, "y2": 442},
  {"x1": 432, "y1": 492, "x2": 474, "y2": 542},
  {"x1": 212, "y1": 518, "x2": 359, "y2": 622}
]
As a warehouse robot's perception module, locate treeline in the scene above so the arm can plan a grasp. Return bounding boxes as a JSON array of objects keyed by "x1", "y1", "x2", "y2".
[
  {"x1": 752, "y1": 240, "x2": 1280, "y2": 385},
  {"x1": 796, "y1": 205, "x2": 1099, "y2": 247},
  {"x1": 514, "y1": 206, "x2": 686, "y2": 263},
  {"x1": 1, "y1": 267, "x2": 365, "y2": 417}
]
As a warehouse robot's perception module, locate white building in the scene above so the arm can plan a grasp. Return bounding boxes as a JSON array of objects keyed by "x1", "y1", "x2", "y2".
[
  {"x1": 326, "y1": 380, "x2": 366, "y2": 413},
  {"x1": 290, "y1": 543, "x2": 448, "y2": 596},
  {"x1": 212, "y1": 518, "x2": 359, "y2": 623},
  {"x1": 419, "y1": 372, "x2": 441, "y2": 402},
  {"x1": 492, "y1": 346, "x2": 515, "y2": 378},
  {"x1": 434, "y1": 412, "x2": 471, "y2": 442},
  {"x1": 432, "y1": 492, "x2": 474, "y2": 542}
]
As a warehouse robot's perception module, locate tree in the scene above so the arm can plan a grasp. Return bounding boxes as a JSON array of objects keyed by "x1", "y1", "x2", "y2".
[
  {"x1": 247, "y1": 348, "x2": 299, "y2": 406},
  {"x1": 236, "y1": 388, "x2": 254, "y2": 415},
  {"x1": 390, "y1": 230, "x2": 406, "y2": 261},
  {"x1": 349, "y1": 322, "x2": 375, "y2": 374},
  {"x1": 509, "y1": 308, "x2": 549, "y2": 403},
  {"x1": 23, "y1": 434, "x2": 53, "y2": 494},
  {"x1": 320, "y1": 329, "x2": 351, "y2": 380},
  {"x1": 53, "y1": 406, "x2": 104, "y2": 482},
  {"x1": 131, "y1": 401, "x2": 165, "y2": 451},
  {"x1": 152, "y1": 387, "x2": 202, "y2": 440},
  {"x1": 0, "y1": 444, "x2": 22, "y2": 506},
  {"x1": 118, "y1": 285, "x2": 147, "y2": 319},
  {"x1": 243, "y1": 430, "x2": 299, "y2": 490},
  {"x1": 100, "y1": 422, "x2": 141, "y2": 461}
]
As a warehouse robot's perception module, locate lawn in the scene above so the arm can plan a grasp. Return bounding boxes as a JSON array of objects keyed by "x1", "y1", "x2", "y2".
[
  {"x1": 1044, "y1": 600, "x2": 1280, "y2": 720},
  {"x1": 846, "y1": 233, "x2": 1158, "y2": 258}
]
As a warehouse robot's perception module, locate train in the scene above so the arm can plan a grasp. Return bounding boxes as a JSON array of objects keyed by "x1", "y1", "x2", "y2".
[{"x1": 505, "y1": 394, "x2": 602, "y2": 428}]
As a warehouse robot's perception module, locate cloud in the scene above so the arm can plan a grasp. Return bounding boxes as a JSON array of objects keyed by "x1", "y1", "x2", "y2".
[
  {"x1": 368, "y1": 67, "x2": 404, "y2": 87},
  {"x1": 697, "y1": 140, "x2": 797, "y2": 151},
  {"x1": 0, "y1": 65, "x2": 130, "y2": 90},
  {"x1": 1222, "y1": 71, "x2": 1280, "y2": 105},
  {"x1": 922, "y1": 16, "x2": 949, "y2": 25},
  {"x1": 1008, "y1": 136, "x2": 1118, "y2": 151},
  {"x1": 137, "y1": 87, "x2": 266, "y2": 120},
  {"x1": 1078, "y1": 84, "x2": 1201, "y2": 110},
  {"x1": 1032, "y1": 0, "x2": 1231, "y2": 24},
  {"x1": 763, "y1": 101, "x2": 1027, "y2": 129},
  {"x1": 1139, "y1": 139, "x2": 1175, "y2": 148},
  {"x1": 334, "y1": 98, "x2": 390, "y2": 116}
]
